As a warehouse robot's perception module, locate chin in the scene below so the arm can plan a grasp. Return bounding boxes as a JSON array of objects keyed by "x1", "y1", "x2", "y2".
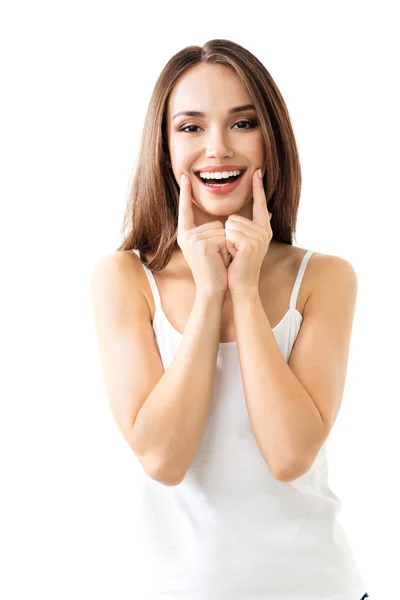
[{"x1": 193, "y1": 199, "x2": 246, "y2": 216}]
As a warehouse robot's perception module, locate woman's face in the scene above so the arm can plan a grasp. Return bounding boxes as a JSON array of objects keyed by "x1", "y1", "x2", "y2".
[{"x1": 166, "y1": 63, "x2": 265, "y2": 225}]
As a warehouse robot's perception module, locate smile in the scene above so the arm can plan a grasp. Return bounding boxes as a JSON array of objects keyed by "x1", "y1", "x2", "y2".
[{"x1": 194, "y1": 170, "x2": 246, "y2": 196}]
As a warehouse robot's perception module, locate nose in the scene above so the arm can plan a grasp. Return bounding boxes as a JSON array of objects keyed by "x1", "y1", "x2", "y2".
[{"x1": 204, "y1": 125, "x2": 234, "y2": 160}]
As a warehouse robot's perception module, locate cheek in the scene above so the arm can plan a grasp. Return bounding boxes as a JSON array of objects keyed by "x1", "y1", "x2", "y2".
[
  {"x1": 243, "y1": 133, "x2": 264, "y2": 155},
  {"x1": 171, "y1": 143, "x2": 198, "y2": 167}
]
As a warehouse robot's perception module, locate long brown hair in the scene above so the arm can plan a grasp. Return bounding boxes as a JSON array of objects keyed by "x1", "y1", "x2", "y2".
[{"x1": 116, "y1": 39, "x2": 302, "y2": 272}]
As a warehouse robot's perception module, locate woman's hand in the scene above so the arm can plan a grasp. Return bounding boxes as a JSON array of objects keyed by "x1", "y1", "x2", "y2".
[
  {"x1": 225, "y1": 168, "x2": 273, "y2": 296},
  {"x1": 177, "y1": 173, "x2": 230, "y2": 297}
]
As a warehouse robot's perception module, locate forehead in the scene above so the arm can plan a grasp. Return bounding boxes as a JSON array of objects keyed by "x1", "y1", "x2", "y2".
[{"x1": 167, "y1": 63, "x2": 251, "y2": 118}]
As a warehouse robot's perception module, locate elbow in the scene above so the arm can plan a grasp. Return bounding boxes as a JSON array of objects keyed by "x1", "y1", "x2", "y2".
[
  {"x1": 144, "y1": 455, "x2": 186, "y2": 486},
  {"x1": 150, "y1": 465, "x2": 185, "y2": 486},
  {"x1": 271, "y1": 438, "x2": 322, "y2": 483},
  {"x1": 272, "y1": 457, "x2": 311, "y2": 483},
  {"x1": 130, "y1": 432, "x2": 186, "y2": 486}
]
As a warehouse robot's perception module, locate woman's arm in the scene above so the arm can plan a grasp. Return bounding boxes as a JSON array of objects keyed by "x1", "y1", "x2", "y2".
[
  {"x1": 91, "y1": 252, "x2": 225, "y2": 487},
  {"x1": 131, "y1": 291, "x2": 225, "y2": 485},
  {"x1": 230, "y1": 255, "x2": 358, "y2": 482}
]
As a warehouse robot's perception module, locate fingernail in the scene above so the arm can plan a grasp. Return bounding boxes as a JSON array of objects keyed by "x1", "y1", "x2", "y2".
[
  {"x1": 257, "y1": 168, "x2": 263, "y2": 179},
  {"x1": 181, "y1": 174, "x2": 187, "y2": 185}
]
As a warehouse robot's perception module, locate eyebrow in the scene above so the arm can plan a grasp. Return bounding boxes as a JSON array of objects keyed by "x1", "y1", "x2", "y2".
[{"x1": 172, "y1": 104, "x2": 256, "y2": 120}]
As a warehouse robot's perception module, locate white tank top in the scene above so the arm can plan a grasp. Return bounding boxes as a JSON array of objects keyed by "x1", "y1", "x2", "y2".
[{"x1": 131, "y1": 248, "x2": 368, "y2": 600}]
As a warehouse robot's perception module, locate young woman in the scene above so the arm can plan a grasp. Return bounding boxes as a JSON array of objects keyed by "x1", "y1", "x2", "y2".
[{"x1": 91, "y1": 39, "x2": 369, "y2": 600}]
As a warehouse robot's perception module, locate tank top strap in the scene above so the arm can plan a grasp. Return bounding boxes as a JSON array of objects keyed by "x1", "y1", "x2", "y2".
[
  {"x1": 289, "y1": 249, "x2": 314, "y2": 310},
  {"x1": 131, "y1": 249, "x2": 162, "y2": 313}
]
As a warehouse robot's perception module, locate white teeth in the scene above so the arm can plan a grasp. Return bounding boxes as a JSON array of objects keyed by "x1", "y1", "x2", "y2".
[{"x1": 199, "y1": 169, "x2": 242, "y2": 180}]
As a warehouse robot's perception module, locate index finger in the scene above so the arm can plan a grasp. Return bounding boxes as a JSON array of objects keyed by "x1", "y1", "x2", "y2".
[
  {"x1": 178, "y1": 173, "x2": 196, "y2": 235},
  {"x1": 252, "y1": 168, "x2": 270, "y2": 228}
]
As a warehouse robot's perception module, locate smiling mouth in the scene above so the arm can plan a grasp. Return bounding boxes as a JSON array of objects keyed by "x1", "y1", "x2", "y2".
[{"x1": 195, "y1": 170, "x2": 246, "y2": 185}]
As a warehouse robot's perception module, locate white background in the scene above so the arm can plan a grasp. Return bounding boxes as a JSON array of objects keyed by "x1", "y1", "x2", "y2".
[{"x1": 1, "y1": 1, "x2": 397, "y2": 598}]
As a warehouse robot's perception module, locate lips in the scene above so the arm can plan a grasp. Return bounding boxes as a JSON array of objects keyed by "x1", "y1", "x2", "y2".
[
  {"x1": 194, "y1": 170, "x2": 245, "y2": 184},
  {"x1": 194, "y1": 169, "x2": 246, "y2": 196},
  {"x1": 194, "y1": 165, "x2": 247, "y2": 173}
]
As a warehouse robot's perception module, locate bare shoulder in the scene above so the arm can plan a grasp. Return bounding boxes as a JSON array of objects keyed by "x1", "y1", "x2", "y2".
[
  {"x1": 91, "y1": 248, "x2": 143, "y2": 274},
  {"x1": 306, "y1": 250, "x2": 357, "y2": 285},
  {"x1": 299, "y1": 249, "x2": 358, "y2": 315},
  {"x1": 91, "y1": 249, "x2": 145, "y2": 283},
  {"x1": 90, "y1": 250, "x2": 151, "y2": 320},
  {"x1": 285, "y1": 246, "x2": 357, "y2": 313},
  {"x1": 292, "y1": 246, "x2": 356, "y2": 286},
  {"x1": 291, "y1": 245, "x2": 354, "y2": 273}
]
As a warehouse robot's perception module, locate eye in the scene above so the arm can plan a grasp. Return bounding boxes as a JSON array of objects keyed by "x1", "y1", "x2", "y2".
[
  {"x1": 233, "y1": 119, "x2": 258, "y2": 129},
  {"x1": 179, "y1": 118, "x2": 258, "y2": 133},
  {"x1": 180, "y1": 124, "x2": 201, "y2": 133}
]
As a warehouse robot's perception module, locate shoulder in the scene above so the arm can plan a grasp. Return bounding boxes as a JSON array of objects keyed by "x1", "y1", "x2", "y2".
[
  {"x1": 91, "y1": 250, "x2": 144, "y2": 280},
  {"x1": 289, "y1": 246, "x2": 357, "y2": 288},
  {"x1": 90, "y1": 250, "x2": 151, "y2": 314},
  {"x1": 282, "y1": 246, "x2": 357, "y2": 313},
  {"x1": 289, "y1": 245, "x2": 355, "y2": 274},
  {"x1": 302, "y1": 251, "x2": 358, "y2": 317},
  {"x1": 308, "y1": 252, "x2": 357, "y2": 288}
]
